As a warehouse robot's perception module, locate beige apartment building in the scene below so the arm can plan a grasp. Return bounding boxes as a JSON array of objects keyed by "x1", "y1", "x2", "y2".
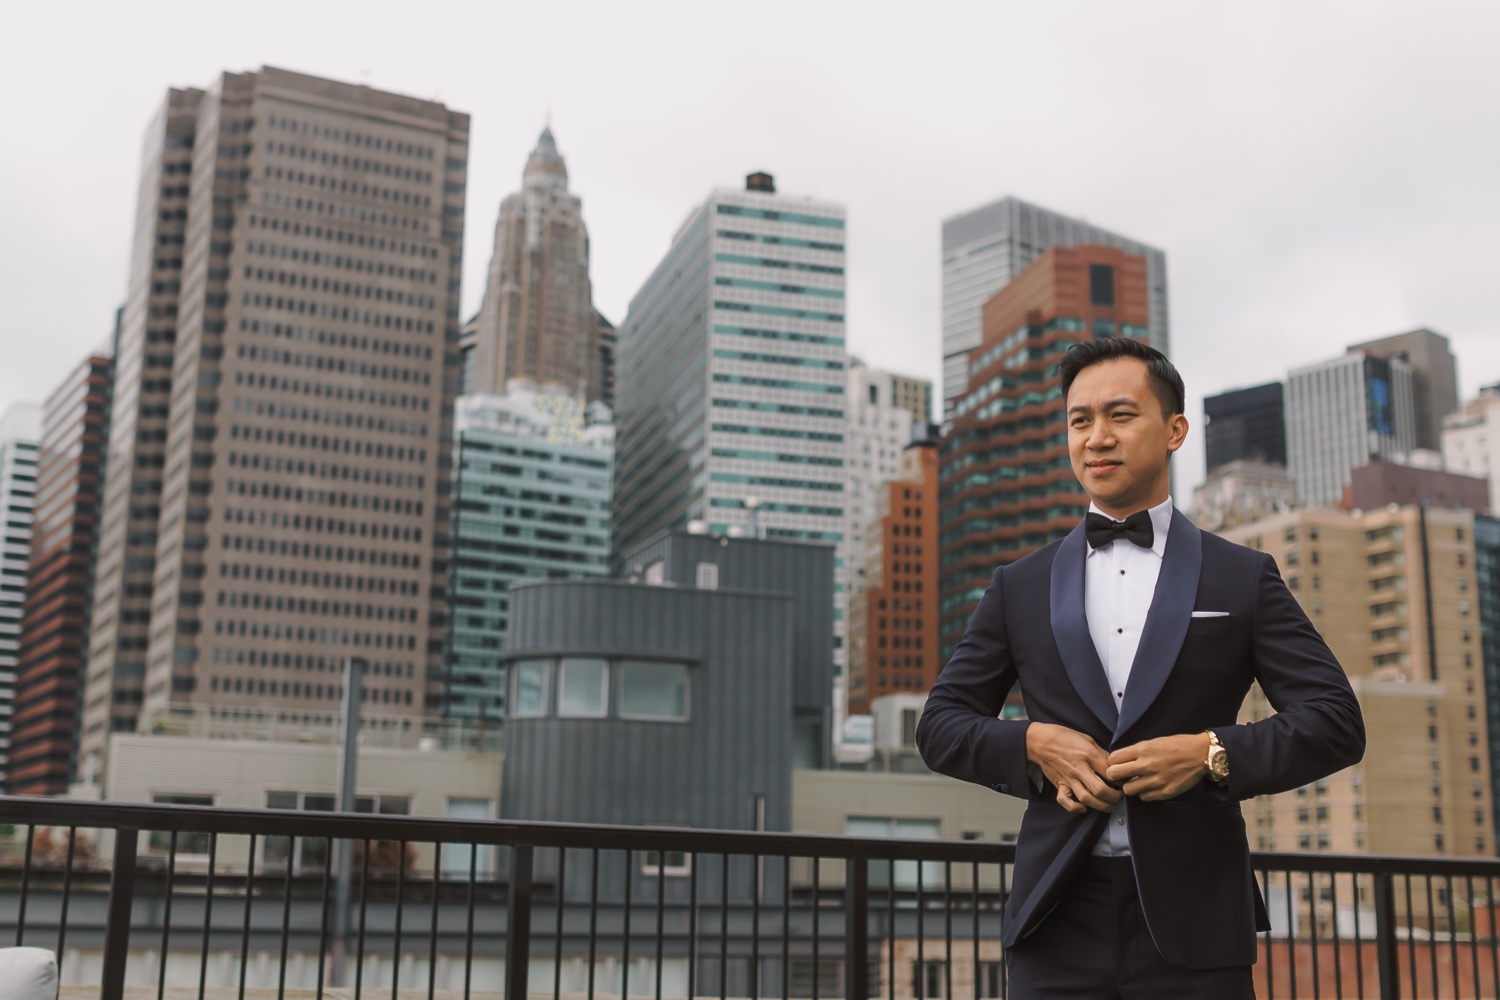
[
  {"x1": 82, "y1": 67, "x2": 468, "y2": 766},
  {"x1": 1221, "y1": 504, "x2": 1490, "y2": 856}
]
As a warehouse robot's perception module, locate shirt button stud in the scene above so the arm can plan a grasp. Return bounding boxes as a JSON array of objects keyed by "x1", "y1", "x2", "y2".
[
  {"x1": 1116, "y1": 816, "x2": 1126, "y2": 825},
  {"x1": 1117, "y1": 628, "x2": 1123, "y2": 634}
]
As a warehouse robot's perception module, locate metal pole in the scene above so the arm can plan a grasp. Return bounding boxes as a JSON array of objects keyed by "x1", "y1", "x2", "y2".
[{"x1": 329, "y1": 656, "x2": 365, "y2": 987}]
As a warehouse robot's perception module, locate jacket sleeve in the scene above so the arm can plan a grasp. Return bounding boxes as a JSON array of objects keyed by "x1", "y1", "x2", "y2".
[
  {"x1": 915, "y1": 565, "x2": 1034, "y2": 799},
  {"x1": 1213, "y1": 552, "x2": 1366, "y2": 801}
]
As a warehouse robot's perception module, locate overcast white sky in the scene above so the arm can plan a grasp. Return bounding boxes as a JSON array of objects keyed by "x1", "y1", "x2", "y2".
[{"x1": 3, "y1": 1, "x2": 1498, "y2": 491}]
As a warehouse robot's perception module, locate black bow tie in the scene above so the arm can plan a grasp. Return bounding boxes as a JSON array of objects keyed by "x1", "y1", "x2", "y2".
[{"x1": 1085, "y1": 510, "x2": 1154, "y2": 550}]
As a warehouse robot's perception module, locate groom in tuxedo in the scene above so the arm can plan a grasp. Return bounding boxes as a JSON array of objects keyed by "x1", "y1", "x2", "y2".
[{"x1": 916, "y1": 338, "x2": 1364, "y2": 998}]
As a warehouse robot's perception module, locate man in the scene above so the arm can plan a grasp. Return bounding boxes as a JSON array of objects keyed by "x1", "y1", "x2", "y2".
[{"x1": 916, "y1": 338, "x2": 1364, "y2": 998}]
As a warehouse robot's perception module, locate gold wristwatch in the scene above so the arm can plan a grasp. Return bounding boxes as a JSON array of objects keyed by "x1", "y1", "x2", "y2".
[{"x1": 1204, "y1": 730, "x2": 1230, "y2": 784}]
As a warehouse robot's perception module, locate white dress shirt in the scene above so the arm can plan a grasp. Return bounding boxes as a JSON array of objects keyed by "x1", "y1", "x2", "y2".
[{"x1": 1085, "y1": 496, "x2": 1174, "y2": 856}]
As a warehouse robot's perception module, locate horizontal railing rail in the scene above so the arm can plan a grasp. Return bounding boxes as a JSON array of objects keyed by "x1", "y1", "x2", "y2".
[{"x1": 4, "y1": 795, "x2": 1500, "y2": 1000}]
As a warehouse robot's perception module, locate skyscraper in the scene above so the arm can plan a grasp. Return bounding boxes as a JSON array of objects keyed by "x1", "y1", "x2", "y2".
[
  {"x1": 844, "y1": 359, "x2": 917, "y2": 601},
  {"x1": 940, "y1": 196, "x2": 1168, "y2": 415},
  {"x1": 939, "y1": 245, "x2": 1148, "y2": 658},
  {"x1": 1203, "y1": 382, "x2": 1286, "y2": 473},
  {"x1": 1285, "y1": 350, "x2": 1417, "y2": 507},
  {"x1": 0, "y1": 404, "x2": 43, "y2": 787},
  {"x1": 81, "y1": 67, "x2": 468, "y2": 767},
  {"x1": 10, "y1": 355, "x2": 113, "y2": 796},
  {"x1": 1348, "y1": 328, "x2": 1459, "y2": 452},
  {"x1": 613, "y1": 172, "x2": 849, "y2": 673},
  {"x1": 446, "y1": 383, "x2": 613, "y2": 720},
  {"x1": 472, "y1": 128, "x2": 602, "y2": 401}
]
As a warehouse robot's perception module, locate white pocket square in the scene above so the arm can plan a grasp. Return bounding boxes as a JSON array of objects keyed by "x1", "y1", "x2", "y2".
[{"x1": 1191, "y1": 611, "x2": 1230, "y2": 617}]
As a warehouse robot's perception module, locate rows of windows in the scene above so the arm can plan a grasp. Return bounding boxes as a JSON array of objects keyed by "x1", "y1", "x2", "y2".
[
  {"x1": 510, "y1": 657, "x2": 689, "y2": 721},
  {"x1": 716, "y1": 228, "x2": 843, "y2": 253},
  {"x1": 709, "y1": 472, "x2": 843, "y2": 493},
  {"x1": 713, "y1": 277, "x2": 844, "y2": 300},
  {"x1": 264, "y1": 161, "x2": 431, "y2": 209},
  {"x1": 239, "y1": 286, "x2": 436, "y2": 338},
  {"x1": 707, "y1": 497, "x2": 843, "y2": 517},
  {"x1": 223, "y1": 477, "x2": 425, "y2": 518},
  {"x1": 710, "y1": 448, "x2": 844, "y2": 467},
  {"x1": 710, "y1": 398, "x2": 843, "y2": 420},
  {"x1": 710, "y1": 423, "x2": 843, "y2": 443},
  {"x1": 712, "y1": 374, "x2": 843, "y2": 395},
  {"x1": 215, "y1": 611, "x2": 415, "y2": 647},
  {"x1": 244, "y1": 211, "x2": 438, "y2": 261},
  {"x1": 715, "y1": 204, "x2": 844, "y2": 229},
  {"x1": 714, "y1": 300, "x2": 844, "y2": 324},
  {"x1": 266, "y1": 111, "x2": 437, "y2": 163},
  {"x1": 714, "y1": 253, "x2": 843, "y2": 275},
  {"x1": 208, "y1": 673, "x2": 411, "y2": 705},
  {"x1": 229, "y1": 424, "x2": 425, "y2": 462},
  {"x1": 712, "y1": 324, "x2": 843, "y2": 348},
  {"x1": 226, "y1": 451, "x2": 425, "y2": 491},
  {"x1": 711, "y1": 349, "x2": 843, "y2": 370},
  {"x1": 245, "y1": 264, "x2": 436, "y2": 307},
  {"x1": 257, "y1": 189, "x2": 431, "y2": 236},
  {"x1": 219, "y1": 558, "x2": 419, "y2": 595}
]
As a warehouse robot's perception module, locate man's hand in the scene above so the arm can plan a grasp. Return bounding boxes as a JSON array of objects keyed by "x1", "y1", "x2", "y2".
[
  {"x1": 1026, "y1": 722, "x2": 1123, "y2": 815},
  {"x1": 1105, "y1": 734, "x2": 1211, "y2": 802}
]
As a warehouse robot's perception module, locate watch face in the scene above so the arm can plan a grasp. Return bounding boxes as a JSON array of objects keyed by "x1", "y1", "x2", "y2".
[{"x1": 1210, "y1": 747, "x2": 1229, "y2": 778}]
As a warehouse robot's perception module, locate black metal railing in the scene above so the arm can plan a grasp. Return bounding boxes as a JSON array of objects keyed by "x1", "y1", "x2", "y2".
[{"x1": 3, "y1": 795, "x2": 1500, "y2": 999}]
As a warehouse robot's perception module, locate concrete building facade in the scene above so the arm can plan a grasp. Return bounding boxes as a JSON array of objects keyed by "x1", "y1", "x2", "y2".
[
  {"x1": 1445, "y1": 387, "x2": 1500, "y2": 509},
  {"x1": 1203, "y1": 382, "x2": 1286, "y2": 473},
  {"x1": 472, "y1": 129, "x2": 604, "y2": 403},
  {"x1": 844, "y1": 359, "x2": 917, "y2": 603},
  {"x1": 1191, "y1": 459, "x2": 1297, "y2": 532},
  {"x1": 939, "y1": 245, "x2": 1148, "y2": 658},
  {"x1": 445, "y1": 384, "x2": 613, "y2": 720},
  {"x1": 940, "y1": 196, "x2": 1168, "y2": 414},
  {"x1": 1221, "y1": 505, "x2": 1492, "y2": 856},
  {"x1": 847, "y1": 442, "x2": 939, "y2": 715},
  {"x1": 612, "y1": 173, "x2": 849, "y2": 676},
  {"x1": 1348, "y1": 328, "x2": 1459, "y2": 452},
  {"x1": 1345, "y1": 459, "x2": 1489, "y2": 514},
  {"x1": 82, "y1": 67, "x2": 469, "y2": 767},
  {"x1": 1286, "y1": 349, "x2": 1417, "y2": 507},
  {"x1": 9, "y1": 356, "x2": 114, "y2": 795},
  {"x1": 0, "y1": 404, "x2": 43, "y2": 787}
]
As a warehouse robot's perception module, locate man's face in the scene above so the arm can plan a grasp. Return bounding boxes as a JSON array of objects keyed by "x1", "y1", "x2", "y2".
[{"x1": 1065, "y1": 357, "x2": 1188, "y2": 516}]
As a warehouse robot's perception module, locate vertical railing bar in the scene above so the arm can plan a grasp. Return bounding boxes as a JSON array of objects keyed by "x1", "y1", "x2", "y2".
[
  {"x1": 1309, "y1": 869, "x2": 1321, "y2": 1000},
  {"x1": 810, "y1": 856, "x2": 820, "y2": 1000},
  {"x1": 1424, "y1": 874, "x2": 1438, "y2": 999},
  {"x1": 556, "y1": 847, "x2": 568, "y2": 1000},
  {"x1": 198, "y1": 833, "x2": 219, "y2": 1000},
  {"x1": 624, "y1": 848, "x2": 634, "y2": 1000},
  {"x1": 506, "y1": 845, "x2": 535, "y2": 1000},
  {"x1": 1350, "y1": 873, "x2": 1365, "y2": 1000},
  {"x1": 1327, "y1": 871, "x2": 1342, "y2": 1000},
  {"x1": 688, "y1": 852, "x2": 698, "y2": 1000},
  {"x1": 278, "y1": 835, "x2": 294, "y2": 1000},
  {"x1": 429, "y1": 842, "x2": 442, "y2": 1000},
  {"x1": 464, "y1": 843, "x2": 478, "y2": 1000},
  {"x1": 239, "y1": 833, "x2": 257, "y2": 1000},
  {"x1": 1283, "y1": 868, "x2": 1296, "y2": 1000},
  {"x1": 1465, "y1": 874, "x2": 1480, "y2": 1000},
  {"x1": 915, "y1": 856, "x2": 925, "y2": 1000},
  {"x1": 999, "y1": 862, "x2": 1008, "y2": 1000},
  {"x1": 158, "y1": 830, "x2": 179, "y2": 1000},
  {"x1": 1405, "y1": 874, "x2": 1418, "y2": 1000},
  {"x1": 782, "y1": 855, "x2": 791, "y2": 1000},
  {"x1": 720, "y1": 852, "x2": 730, "y2": 1000},
  {"x1": 887, "y1": 862, "x2": 896, "y2": 1000},
  {"x1": 393, "y1": 841, "x2": 407, "y2": 1000},
  {"x1": 656, "y1": 851, "x2": 666, "y2": 1000},
  {"x1": 845, "y1": 856, "x2": 869, "y2": 1000},
  {"x1": 943, "y1": 861, "x2": 953, "y2": 1000},
  {"x1": 15, "y1": 824, "x2": 35, "y2": 946},
  {"x1": 1487, "y1": 875, "x2": 1499, "y2": 1000},
  {"x1": 750, "y1": 853, "x2": 761, "y2": 1000},
  {"x1": 316, "y1": 837, "x2": 333, "y2": 1000},
  {"x1": 971, "y1": 861, "x2": 980, "y2": 1000},
  {"x1": 100, "y1": 826, "x2": 139, "y2": 1000},
  {"x1": 1373, "y1": 871, "x2": 1399, "y2": 1000},
  {"x1": 587, "y1": 848, "x2": 599, "y2": 1000},
  {"x1": 355, "y1": 840, "x2": 371, "y2": 1000},
  {"x1": 56, "y1": 825, "x2": 77, "y2": 961},
  {"x1": 1445, "y1": 874, "x2": 1460, "y2": 1000},
  {"x1": 1260, "y1": 870, "x2": 1274, "y2": 1000}
]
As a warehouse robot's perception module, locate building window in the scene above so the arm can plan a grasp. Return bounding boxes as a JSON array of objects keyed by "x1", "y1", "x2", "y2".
[
  {"x1": 695, "y1": 561, "x2": 719, "y2": 590},
  {"x1": 149, "y1": 794, "x2": 215, "y2": 856},
  {"x1": 913, "y1": 960, "x2": 946, "y2": 999},
  {"x1": 558, "y1": 658, "x2": 609, "y2": 718},
  {"x1": 1088, "y1": 264, "x2": 1114, "y2": 307},
  {"x1": 511, "y1": 659, "x2": 550, "y2": 717},
  {"x1": 643, "y1": 850, "x2": 693, "y2": 877},
  {"x1": 619, "y1": 661, "x2": 689, "y2": 720},
  {"x1": 441, "y1": 798, "x2": 494, "y2": 879}
]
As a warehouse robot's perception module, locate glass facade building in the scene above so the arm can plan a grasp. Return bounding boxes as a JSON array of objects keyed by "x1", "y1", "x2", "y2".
[
  {"x1": 613, "y1": 174, "x2": 850, "y2": 674},
  {"x1": 1286, "y1": 350, "x2": 1417, "y2": 507},
  {"x1": 940, "y1": 196, "x2": 1168, "y2": 415},
  {"x1": 446, "y1": 386, "x2": 613, "y2": 719}
]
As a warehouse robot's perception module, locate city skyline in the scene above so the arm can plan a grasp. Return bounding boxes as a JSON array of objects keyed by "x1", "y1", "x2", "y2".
[{"x1": 3, "y1": 3, "x2": 1499, "y2": 495}]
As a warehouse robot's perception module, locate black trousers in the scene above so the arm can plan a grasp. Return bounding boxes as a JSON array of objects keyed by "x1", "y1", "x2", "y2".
[{"x1": 1005, "y1": 856, "x2": 1255, "y2": 1000}]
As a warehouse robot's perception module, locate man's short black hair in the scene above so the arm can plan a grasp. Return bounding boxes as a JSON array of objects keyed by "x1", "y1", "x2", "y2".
[{"x1": 1056, "y1": 337, "x2": 1185, "y2": 417}]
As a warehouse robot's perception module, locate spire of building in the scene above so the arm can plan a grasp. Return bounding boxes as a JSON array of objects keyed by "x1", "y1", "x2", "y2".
[{"x1": 523, "y1": 125, "x2": 568, "y2": 191}]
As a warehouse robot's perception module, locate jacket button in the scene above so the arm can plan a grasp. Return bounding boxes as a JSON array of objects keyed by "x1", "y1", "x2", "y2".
[{"x1": 998, "y1": 783, "x2": 1010, "y2": 794}]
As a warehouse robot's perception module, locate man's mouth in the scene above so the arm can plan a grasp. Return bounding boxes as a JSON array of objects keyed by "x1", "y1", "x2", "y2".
[{"x1": 1086, "y1": 461, "x2": 1122, "y2": 471}]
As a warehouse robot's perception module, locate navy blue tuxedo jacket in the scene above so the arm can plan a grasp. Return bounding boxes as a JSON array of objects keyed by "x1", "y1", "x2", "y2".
[{"x1": 915, "y1": 509, "x2": 1365, "y2": 970}]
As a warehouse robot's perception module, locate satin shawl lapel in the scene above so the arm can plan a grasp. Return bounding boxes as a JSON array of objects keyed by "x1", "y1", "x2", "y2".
[
  {"x1": 1048, "y1": 522, "x2": 1118, "y2": 732},
  {"x1": 1114, "y1": 509, "x2": 1203, "y2": 741}
]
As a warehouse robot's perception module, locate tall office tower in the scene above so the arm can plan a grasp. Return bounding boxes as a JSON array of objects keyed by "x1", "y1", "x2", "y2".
[
  {"x1": 844, "y1": 359, "x2": 916, "y2": 600},
  {"x1": 888, "y1": 372, "x2": 932, "y2": 428},
  {"x1": 1476, "y1": 514, "x2": 1500, "y2": 843},
  {"x1": 1286, "y1": 350, "x2": 1417, "y2": 508},
  {"x1": 1445, "y1": 387, "x2": 1500, "y2": 508},
  {"x1": 446, "y1": 383, "x2": 613, "y2": 720},
  {"x1": 940, "y1": 196, "x2": 1168, "y2": 415},
  {"x1": 0, "y1": 405, "x2": 43, "y2": 787},
  {"x1": 81, "y1": 67, "x2": 468, "y2": 767},
  {"x1": 613, "y1": 171, "x2": 849, "y2": 673},
  {"x1": 10, "y1": 356, "x2": 113, "y2": 795},
  {"x1": 1221, "y1": 506, "x2": 1492, "y2": 856},
  {"x1": 846, "y1": 440, "x2": 939, "y2": 715},
  {"x1": 1349, "y1": 329, "x2": 1459, "y2": 451},
  {"x1": 939, "y1": 245, "x2": 1147, "y2": 658},
  {"x1": 1203, "y1": 382, "x2": 1286, "y2": 473},
  {"x1": 472, "y1": 128, "x2": 598, "y2": 401}
]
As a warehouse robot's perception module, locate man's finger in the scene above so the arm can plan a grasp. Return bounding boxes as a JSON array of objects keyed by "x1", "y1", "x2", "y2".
[
  {"x1": 1056, "y1": 786, "x2": 1087, "y2": 814},
  {"x1": 1105, "y1": 760, "x2": 1149, "y2": 784},
  {"x1": 1076, "y1": 771, "x2": 1124, "y2": 806},
  {"x1": 1107, "y1": 745, "x2": 1141, "y2": 766}
]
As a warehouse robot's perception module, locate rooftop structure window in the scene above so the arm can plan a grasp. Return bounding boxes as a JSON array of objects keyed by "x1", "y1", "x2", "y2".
[
  {"x1": 620, "y1": 661, "x2": 689, "y2": 721},
  {"x1": 558, "y1": 658, "x2": 608, "y2": 717},
  {"x1": 511, "y1": 659, "x2": 550, "y2": 717}
]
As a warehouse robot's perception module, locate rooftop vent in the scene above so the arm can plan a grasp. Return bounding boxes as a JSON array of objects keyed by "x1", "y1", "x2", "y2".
[{"x1": 746, "y1": 171, "x2": 775, "y2": 193}]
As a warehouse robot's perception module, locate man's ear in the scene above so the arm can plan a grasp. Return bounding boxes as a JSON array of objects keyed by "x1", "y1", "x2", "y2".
[{"x1": 1166, "y1": 412, "x2": 1189, "y2": 454}]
